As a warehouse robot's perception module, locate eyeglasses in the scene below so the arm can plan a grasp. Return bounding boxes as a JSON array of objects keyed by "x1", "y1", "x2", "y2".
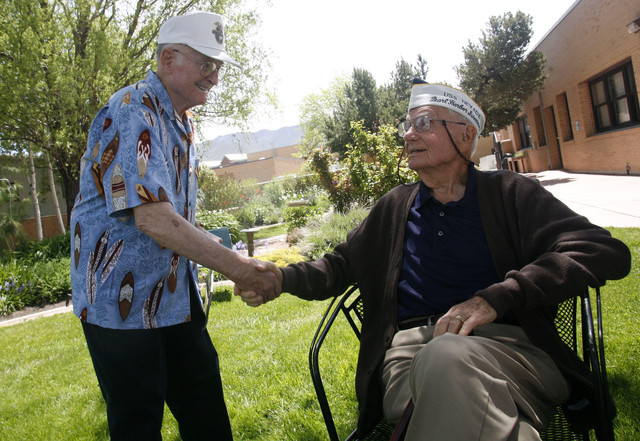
[
  {"x1": 398, "y1": 115, "x2": 467, "y2": 137},
  {"x1": 172, "y1": 49, "x2": 224, "y2": 77}
]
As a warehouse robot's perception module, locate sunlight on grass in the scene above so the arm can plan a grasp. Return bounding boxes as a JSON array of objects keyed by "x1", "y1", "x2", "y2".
[
  {"x1": 0, "y1": 228, "x2": 638, "y2": 440},
  {"x1": 252, "y1": 223, "x2": 287, "y2": 240}
]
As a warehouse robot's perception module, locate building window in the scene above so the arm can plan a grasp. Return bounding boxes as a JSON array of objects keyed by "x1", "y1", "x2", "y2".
[
  {"x1": 589, "y1": 62, "x2": 639, "y2": 132},
  {"x1": 557, "y1": 93, "x2": 574, "y2": 141},
  {"x1": 517, "y1": 116, "x2": 532, "y2": 148},
  {"x1": 533, "y1": 107, "x2": 546, "y2": 146}
]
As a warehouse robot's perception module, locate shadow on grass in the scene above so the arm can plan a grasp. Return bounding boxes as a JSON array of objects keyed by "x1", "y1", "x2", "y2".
[{"x1": 609, "y1": 370, "x2": 640, "y2": 434}]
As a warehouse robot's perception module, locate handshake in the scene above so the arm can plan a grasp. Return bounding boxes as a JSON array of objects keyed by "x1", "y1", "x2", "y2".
[{"x1": 232, "y1": 258, "x2": 283, "y2": 307}]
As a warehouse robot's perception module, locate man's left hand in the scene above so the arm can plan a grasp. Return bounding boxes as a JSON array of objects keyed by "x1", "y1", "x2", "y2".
[{"x1": 434, "y1": 296, "x2": 497, "y2": 337}]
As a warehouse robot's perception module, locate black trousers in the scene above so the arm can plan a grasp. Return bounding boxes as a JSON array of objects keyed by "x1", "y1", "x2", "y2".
[{"x1": 82, "y1": 283, "x2": 233, "y2": 441}]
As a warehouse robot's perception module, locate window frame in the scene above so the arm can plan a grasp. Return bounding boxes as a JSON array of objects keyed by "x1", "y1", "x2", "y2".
[
  {"x1": 589, "y1": 62, "x2": 639, "y2": 133},
  {"x1": 516, "y1": 116, "x2": 532, "y2": 148}
]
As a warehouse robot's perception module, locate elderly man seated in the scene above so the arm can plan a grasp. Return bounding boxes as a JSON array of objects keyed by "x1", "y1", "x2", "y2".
[{"x1": 238, "y1": 79, "x2": 631, "y2": 441}]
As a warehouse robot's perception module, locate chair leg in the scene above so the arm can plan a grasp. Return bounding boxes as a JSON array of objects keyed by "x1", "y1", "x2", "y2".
[{"x1": 390, "y1": 400, "x2": 414, "y2": 441}]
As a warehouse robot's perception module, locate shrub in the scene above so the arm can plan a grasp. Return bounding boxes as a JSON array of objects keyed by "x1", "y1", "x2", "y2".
[
  {"x1": 197, "y1": 210, "x2": 242, "y2": 243},
  {"x1": 262, "y1": 178, "x2": 288, "y2": 209},
  {"x1": 282, "y1": 203, "x2": 326, "y2": 233},
  {"x1": 234, "y1": 205, "x2": 256, "y2": 228},
  {"x1": 11, "y1": 231, "x2": 71, "y2": 263},
  {"x1": 247, "y1": 197, "x2": 280, "y2": 226},
  {"x1": 306, "y1": 122, "x2": 416, "y2": 213},
  {"x1": 298, "y1": 206, "x2": 370, "y2": 260},
  {"x1": 0, "y1": 257, "x2": 71, "y2": 316},
  {"x1": 198, "y1": 168, "x2": 258, "y2": 212},
  {"x1": 254, "y1": 247, "x2": 305, "y2": 266},
  {"x1": 0, "y1": 260, "x2": 36, "y2": 314},
  {"x1": 31, "y1": 258, "x2": 72, "y2": 304}
]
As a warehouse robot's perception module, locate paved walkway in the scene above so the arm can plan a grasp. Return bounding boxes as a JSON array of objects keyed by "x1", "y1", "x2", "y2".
[
  {"x1": 529, "y1": 170, "x2": 640, "y2": 228},
  {"x1": 2, "y1": 170, "x2": 638, "y2": 327}
]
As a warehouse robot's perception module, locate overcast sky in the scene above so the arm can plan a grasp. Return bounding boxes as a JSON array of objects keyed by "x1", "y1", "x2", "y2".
[{"x1": 202, "y1": 0, "x2": 578, "y2": 139}]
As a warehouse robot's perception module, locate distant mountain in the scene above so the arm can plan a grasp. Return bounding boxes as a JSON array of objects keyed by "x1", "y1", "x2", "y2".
[{"x1": 197, "y1": 125, "x2": 303, "y2": 161}]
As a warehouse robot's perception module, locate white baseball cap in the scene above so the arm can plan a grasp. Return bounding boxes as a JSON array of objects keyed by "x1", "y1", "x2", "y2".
[
  {"x1": 409, "y1": 79, "x2": 485, "y2": 134},
  {"x1": 158, "y1": 11, "x2": 240, "y2": 68}
]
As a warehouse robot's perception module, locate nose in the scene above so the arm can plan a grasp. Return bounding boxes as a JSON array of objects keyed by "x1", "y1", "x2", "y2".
[
  {"x1": 204, "y1": 70, "x2": 219, "y2": 85},
  {"x1": 403, "y1": 124, "x2": 417, "y2": 140}
]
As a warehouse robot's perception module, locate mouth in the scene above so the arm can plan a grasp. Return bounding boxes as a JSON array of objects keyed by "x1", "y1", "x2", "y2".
[
  {"x1": 407, "y1": 147, "x2": 427, "y2": 155},
  {"x1": 196, "y1": 81, "x2": 212, "y2": 92}
]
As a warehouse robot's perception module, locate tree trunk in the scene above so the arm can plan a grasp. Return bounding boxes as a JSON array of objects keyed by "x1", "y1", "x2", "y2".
[
  {"x1": 62, "y1": 176, "x2": 80, "y2": 229},
  {"x1": 27, "y1": 147, "x2": 43, "y2": 241},
  {"x1": 46, "y1": 153, "x2": 66, "y2": 234}
]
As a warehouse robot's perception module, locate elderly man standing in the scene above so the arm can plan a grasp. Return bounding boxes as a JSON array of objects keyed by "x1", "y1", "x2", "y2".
[
  {"x1": 70, "y1": 11, "x2": 280, "y2": 441},
  {"x1": 238, "y1": 79, "x2": 631, "y2": 440}
]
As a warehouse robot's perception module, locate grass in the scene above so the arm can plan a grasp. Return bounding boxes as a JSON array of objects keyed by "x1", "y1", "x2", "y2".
[
  {"x1": 597, "y1": 228, "x2": 640, "y2": 440},
  {"x1": 252, "y1": 223, "x2": 287, "y2": 240},
  {"x1": 0, "y1": 296, "x2": 359, "y2": 441},
  {"x1": 0, "y1": 228, "x2": 638, "y2": 440}
]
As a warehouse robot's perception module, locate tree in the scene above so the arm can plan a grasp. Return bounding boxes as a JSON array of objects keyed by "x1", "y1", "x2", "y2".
[
  {"x1": 45, "y1": 153, "x2": 66, "y2": 235},
  {"x1": 378, "y1": 56, "x2": 428, "y2": 128},
  {"x1": 299, "y1": 56, "x2": 427, "y2": 159},
  {"x1": 0, "y1": 0, "x2": 273, "y2": 224},
  {"x1": 299, "y1": 76, "x2": 348, "y2": 155},
  {"x1": 322, "y1": 68, "x2": 379, "y2": 157},
  {"x1": 456, "y1": 11, "x2": 546, "y2": 135}
]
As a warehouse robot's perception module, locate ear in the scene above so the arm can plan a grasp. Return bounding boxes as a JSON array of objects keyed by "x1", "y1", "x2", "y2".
[
  {"x1": 158, "y1": 47, "x2": 177, "y2": 73},
  {"x1": 463, "y1": 125, "x2": 477, "y2": 143}
]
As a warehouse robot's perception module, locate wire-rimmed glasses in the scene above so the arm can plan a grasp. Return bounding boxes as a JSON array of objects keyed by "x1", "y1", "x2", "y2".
[
  {"x1": 398, "y1": 115, "x2": 467, "y2": 137},
  {"x1": 172, "y1": 49, "x2": 224, "y2": 78}
]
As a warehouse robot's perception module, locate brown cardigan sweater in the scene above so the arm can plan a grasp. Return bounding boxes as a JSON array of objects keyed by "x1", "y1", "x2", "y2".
[{"x1": 281, "y1": 169, "x2": 631, "y2": 436}]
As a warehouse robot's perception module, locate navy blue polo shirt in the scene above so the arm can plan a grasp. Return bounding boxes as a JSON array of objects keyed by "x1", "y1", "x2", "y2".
[{"x1": 396, "y1": 166, "x2": 500, "y2": 322}]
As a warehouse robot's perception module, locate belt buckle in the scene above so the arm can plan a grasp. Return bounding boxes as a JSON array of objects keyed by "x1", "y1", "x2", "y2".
[
  {"x1": 398, "y1": 313, "x2": 443, "y2": 330},
  {"x1": 426, "y1": 315, "x2": 440, "y2": 326}
]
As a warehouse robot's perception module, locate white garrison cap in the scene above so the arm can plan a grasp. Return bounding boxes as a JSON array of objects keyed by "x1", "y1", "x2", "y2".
[
  {"x1": 409, "y1": 79, "x2": 485, "y2": 133},
  {"x1": 158, "y1": 11, "x2": 240, "y2": 67}
]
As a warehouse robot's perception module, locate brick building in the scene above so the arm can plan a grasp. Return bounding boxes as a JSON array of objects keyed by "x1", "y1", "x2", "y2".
[
  {"x1": 497, "y1": 0, "x2": 640, "y2": 175},
  {"x1": 198, "y1": 125, "x2": 306, "y2": 182},
  {"x1": 205, "y1": 144, "x2": 306, "y2": 183}
]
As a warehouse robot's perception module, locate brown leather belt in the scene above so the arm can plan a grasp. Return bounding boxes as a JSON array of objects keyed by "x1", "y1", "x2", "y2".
[{"x1": 397, "y1": 313, "x2": 444, "y2": 330}]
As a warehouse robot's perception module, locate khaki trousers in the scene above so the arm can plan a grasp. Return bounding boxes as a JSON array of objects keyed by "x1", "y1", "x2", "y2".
[{"x1": 381, "y1": 323, "x2": 569, "y2": 441}]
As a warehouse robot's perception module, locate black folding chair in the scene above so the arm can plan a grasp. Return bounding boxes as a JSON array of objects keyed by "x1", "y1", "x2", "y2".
[
  {"x1": 309, "y1": 285, "x2": 392, "y2": 441},
  {"x1": 540, "y1": 286, "x2": 615, "y2": 441},
  {"x1": 309, "y1": 284, "x2": 615, "y2": 441}
]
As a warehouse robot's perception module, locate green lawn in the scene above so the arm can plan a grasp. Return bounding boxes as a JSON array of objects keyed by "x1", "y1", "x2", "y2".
[
  {"x1": 0, "y1": 295, "x2": 359, "y2": 441},
  {"x1": 0, "y1": 228, "x2": 638, "y2": 440},
  {"x1": 252, "y1": 223, "x2": 287, "y2": 240}
]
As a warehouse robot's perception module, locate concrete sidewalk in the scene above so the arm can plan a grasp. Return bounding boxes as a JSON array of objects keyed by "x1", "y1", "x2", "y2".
[{"x1": 529, "y1": 170, "x2": 640, "y2": 228}]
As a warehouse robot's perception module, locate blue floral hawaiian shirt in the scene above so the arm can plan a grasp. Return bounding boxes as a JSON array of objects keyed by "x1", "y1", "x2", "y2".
[{"x1": 70, "y1": 71, "x2": 200, "y2": 330}]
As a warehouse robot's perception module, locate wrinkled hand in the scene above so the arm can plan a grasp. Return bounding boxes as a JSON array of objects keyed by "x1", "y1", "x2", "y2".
[
  {"x1": 231, "y1": 258, "x2": 282, "y2": 304},
  {"x1": 234, "y1": 260, "x2": 282, "y2": 307},
  {"x1": 433, "y1": 296, "x2": 497, "y2": 337}
]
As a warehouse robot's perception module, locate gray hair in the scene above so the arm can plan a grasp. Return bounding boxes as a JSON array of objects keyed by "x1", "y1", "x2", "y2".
[{"x1": 156, "y1": 43, "x2": 185, "y2": 64}]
